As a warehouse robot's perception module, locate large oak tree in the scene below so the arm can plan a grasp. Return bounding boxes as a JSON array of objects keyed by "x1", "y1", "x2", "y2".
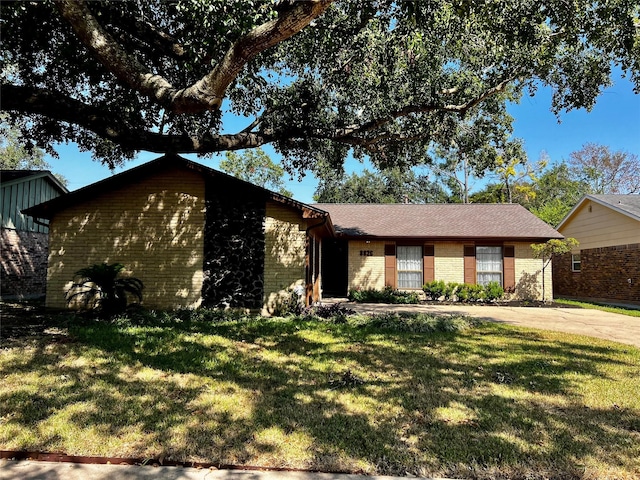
[{"x1": 1, "y1": 0, "x2": 638, "y2": 173}]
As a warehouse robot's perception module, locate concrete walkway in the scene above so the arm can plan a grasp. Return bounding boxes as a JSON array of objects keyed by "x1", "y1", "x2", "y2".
[
  {"x1": 0, "y1": 460, "x2": 450, "y2": 480},
  {"x1": 324, "y1": 299, "x2": 640, "y2": 348}
]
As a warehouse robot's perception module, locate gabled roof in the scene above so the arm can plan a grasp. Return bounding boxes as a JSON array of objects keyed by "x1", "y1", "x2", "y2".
[
  {"x1": 1, "y1": 169, "x2": 68, "y2": 194},
  {"x1": 23, "y1": 155, "x2": 330, "y2": 226},
  {"x1": 556, "y1": 194, "x2": 640, "y2": 230},
  {"x1": 312, "y1": 203, "x2": 563, "y2": 240}
]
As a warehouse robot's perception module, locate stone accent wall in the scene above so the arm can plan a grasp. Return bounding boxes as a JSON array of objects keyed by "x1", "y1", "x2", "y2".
[
  {"x1": 201, "y1": 178, "x2": 265, "y2": 309},
  {"x1": 553, "y1": 243, "x2": 640, "y2": 304},
  {"x1": 46, "y1": 167, "x2": 206, "y2": 310},
  {"x1": 1, "y1": 228, "x2": 49, "y2": 299},
  {"x1": 263, "y1": 202, "x2": 307, "y2": 314},
  {"x1": 347, "y1": 240, "x2": 385, "y2": 291}
]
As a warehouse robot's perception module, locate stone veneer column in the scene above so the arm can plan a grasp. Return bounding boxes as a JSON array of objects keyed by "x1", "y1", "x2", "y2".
[{"x1": 201, "y1": 178, "x2": 266, "y2": 308}]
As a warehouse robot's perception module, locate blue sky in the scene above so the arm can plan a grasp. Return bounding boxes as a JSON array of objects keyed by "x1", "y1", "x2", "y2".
[{"x1": 47, "y1": 69, "x2": 639, "y2": 203}]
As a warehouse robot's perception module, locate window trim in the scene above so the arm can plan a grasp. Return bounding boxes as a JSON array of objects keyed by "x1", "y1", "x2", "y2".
[
  {"x1": 396, "y1": 245, "x2": 423, "y2": 289},
  {"x1": 571, "y1": 253, "x2": 581, "y2": 272}
]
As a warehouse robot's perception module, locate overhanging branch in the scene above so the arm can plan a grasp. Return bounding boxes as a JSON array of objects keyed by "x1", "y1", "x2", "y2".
[
  {"x1": 1, "y1": 84, "x2": 272, "y2": 153},
  {"x1": 331, "y1": 73, "x2": 519, "y2": 143},
  {"x1": 54, "y1": 0, "x2": 333, "y2": 114}
]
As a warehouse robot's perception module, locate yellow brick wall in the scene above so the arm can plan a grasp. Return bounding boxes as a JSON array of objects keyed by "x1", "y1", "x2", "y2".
[
  {"x1": 47, "y1": 167, "x2": 206, "y2": 309},
  {"x1": 513, "y1": 242, "x2": 553, "y2": 301},
  {"x1": 434, "y1": 242, "x2": 465, "y2": 283},
  {"x1": 347, "y1": 240, "x2": 385, "y2": 291},
  {"x1": 263, "y1": 202, "x2": 307, "y2": 313},
  {"x1": 343, "y1": 240, "x2": 551, "y2": 301}
]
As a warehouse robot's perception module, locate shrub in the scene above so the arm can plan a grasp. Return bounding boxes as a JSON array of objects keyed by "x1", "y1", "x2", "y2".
[
  {"x1": 272, "y1": 287, "x2": 305, "y2": 316},
  {"x1": 468, "y1": 283, "x2": 486, "y2": 301},
  {"x1": 423, "y1": 281, "x2": 494, "y2": 303},
  {"x1": 444, "y1": 282, "x2": 461, "y2": 301},
  {"x1": 313, "y1": 302, "x2": 355, "y2": 319},
  {"x1": 456, "y1": 284, "x2": 470, "y2": 302},
  {"x1": 484, "y1": 281, "x2": 505, "y2": 301},
  {"x1": 348, "y1": 286, "x2": 421, "y2": 304},
  {"x1": 66, "y1": 263, "x2": 143, "y2": 317},
  {"x1": 422, "y1": 280, "x2": 446, "y2": 300}
]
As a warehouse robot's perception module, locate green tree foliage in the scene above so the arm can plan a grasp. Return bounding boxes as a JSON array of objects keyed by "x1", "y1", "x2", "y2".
[
  {"x1": 219, "y1": 148, "x2": 292, "y2": 196},
  {"x1": 0, "y1": 119, "x2": 69, "y2": 185},
  {"x1": 471, "y1": 142, "x2": 636, "y2": 226},
  {"x1": 568, "y1": 143, "x2": 640, "y2": 194},
  {"x1": 430, "y1": 107, "x2": 519, "y2": 203},
  {"x1": 2, "y1": 1, "x2": 638, "y2": 174},
  {"x1": 526, "y1": 163, "x2": 590, "y2": 225},
  {"x1": 488, "y1": 141, "x2": 544, "y2": 204},
  {"x1": 469, "y1": 153, "x2": 547, "y2": 205},
  {"x1": 0, "y1": 120, "x2": 49, "y2": 170},
  {"x1": 314, "y1": 168, "x2": 448, "y2": 203}
]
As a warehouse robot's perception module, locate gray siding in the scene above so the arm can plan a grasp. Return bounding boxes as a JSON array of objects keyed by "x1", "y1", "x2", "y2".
[{"x1": 1, "y1": 175, "x2": 64, "y2": 233}]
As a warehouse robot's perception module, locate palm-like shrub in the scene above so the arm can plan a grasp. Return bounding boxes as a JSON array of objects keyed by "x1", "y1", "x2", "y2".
[{"x1": 66, "y1": 263, "x2": 143, "y2": 316}]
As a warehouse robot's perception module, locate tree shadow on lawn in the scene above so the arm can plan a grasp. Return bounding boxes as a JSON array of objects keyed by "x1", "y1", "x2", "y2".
[{"x1": 1, "y1": 317, "x2": 638, "y2": 479}]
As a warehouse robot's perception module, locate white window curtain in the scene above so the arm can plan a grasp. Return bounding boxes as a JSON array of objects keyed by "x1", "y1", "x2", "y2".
[
  {"x1": 476, "y1": 246, "x2": 502, "y2": 285},
  {"x1": 397, "y1": 246, "x2": 423, "y2": 289}
]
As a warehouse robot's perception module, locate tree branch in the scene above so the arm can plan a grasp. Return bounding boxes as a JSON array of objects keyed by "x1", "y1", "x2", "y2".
[
  {"x1": 332, "y1": 73, "x2": 519, "y2": 141},
  {"x1": 54, "y1": 0, "x2": 178, "y2": 108},
  {"x1": 1, "y1": 84, "x2": 271, "y2": 153},
  {"x1": 54, "y1": 0, "x2": 333, "y2": 114},
  {"x1": 196, "y1": 0, "x2": 334, "y2": 109}
]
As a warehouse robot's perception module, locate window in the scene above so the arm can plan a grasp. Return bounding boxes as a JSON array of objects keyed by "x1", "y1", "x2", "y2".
[
  {"x1": 397, "y1": 246, "x2": 422, "y2": 289},
  {"x1": 476, "y1": 246, "x2": 502, "y2": 286},
  {"x1": 571, "y1": 254, "x2": 581, "y2": 272}
]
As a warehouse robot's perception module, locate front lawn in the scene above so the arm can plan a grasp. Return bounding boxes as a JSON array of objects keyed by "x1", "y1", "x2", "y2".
[
  {"x1": 555, "y1": 298, "x2": 640, "y2": 317},
  {"x1": 1, "y1": 307, "x2": 638, "y2": 479}
]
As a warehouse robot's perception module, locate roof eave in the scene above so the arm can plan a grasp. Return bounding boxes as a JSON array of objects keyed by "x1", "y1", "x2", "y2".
[
  {"x1": 556, "y1": 194, "x2": 640, "y2": 231},
  {"x1": 1, "y1": 170, "x2": 68, "y2": 194},
  {"x1": 21, "y1": 155, "x2": 328, "y2": 224},
  {"x1": 334, "y1": 233, "x2": 564, "y2": 241}
]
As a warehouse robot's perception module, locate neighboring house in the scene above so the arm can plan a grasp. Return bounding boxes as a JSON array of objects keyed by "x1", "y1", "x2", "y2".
[
  {"x1": 1, "y1": 170, "x2": 68, "y2": 299},
  {"x1": 23, "y1": 155, "x2": 331, "y2": 313},
  {"x1": 24, "y1": 155, "x2": 563, "y2": 311},
  {"x1": 553, "y1": 194, "x2": 640, "y2": 305},
  {"x1": 314, "y1": 203, "x2": 563, "y2": 301}
]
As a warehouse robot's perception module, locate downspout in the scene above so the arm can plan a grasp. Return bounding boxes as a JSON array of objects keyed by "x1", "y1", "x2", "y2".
[{"x1": 305, "y1": 214, "x2": 329, "y2": 307}]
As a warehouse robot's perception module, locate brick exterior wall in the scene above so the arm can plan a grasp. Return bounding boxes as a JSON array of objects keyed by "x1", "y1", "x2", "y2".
[
  {"x1": 513, "y1": 242, "x2": 551, "y2": 302},
  {"x1": 345, "y1": 240, "x2": 551, "y2": 301},
  {"x1": 263, "y1": 202, "x2": 308, "y2": 313},
  {"x1": 434, "y1": 242, "x2": 465, "y2": 283},
  {"x1": 553, "y1": 243, "x2": 640, "y2": 305},
  {"x1": 347, "y1": 240, "x2": 386, "y2": 291},
  {"x1": 1, "y1": 228, "x2": 49, "y2": 299},
  {"x1": 46, "y1": 167, "x2": 206, "y2": 310}
]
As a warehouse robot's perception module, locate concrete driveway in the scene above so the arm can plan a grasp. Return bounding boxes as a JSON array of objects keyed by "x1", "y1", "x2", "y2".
[{"x1": 326, "y1": 300, "x2": 640, "y2": 348}]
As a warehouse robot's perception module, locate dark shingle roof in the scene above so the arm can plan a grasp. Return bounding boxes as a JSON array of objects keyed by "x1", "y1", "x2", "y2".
[{"x1": 312, "y1": 203, "x2": 563, "y2": 240}]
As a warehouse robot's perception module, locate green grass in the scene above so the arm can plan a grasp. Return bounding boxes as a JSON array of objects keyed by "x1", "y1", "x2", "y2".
[
  {"x1": 1, "y1": 309, "x2": 639, "y2": 480},
  {"x1": 555, "y1": 298, "x2": 640, "y2": 317}
]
